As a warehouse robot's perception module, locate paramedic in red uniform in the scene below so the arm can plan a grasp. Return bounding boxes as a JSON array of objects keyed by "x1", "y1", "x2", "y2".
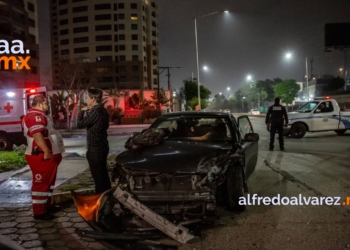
[{"x1": 24, "y1": 95, "x2": 64, "y2": 220}]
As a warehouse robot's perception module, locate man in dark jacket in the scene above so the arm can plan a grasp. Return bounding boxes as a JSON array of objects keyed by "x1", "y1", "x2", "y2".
[
  {"x1": 265, "y1": 97, "x2": 288, "y2": 151},
  {"x1": 77, "y1": 88, "x2": 111, "y2": 194}
]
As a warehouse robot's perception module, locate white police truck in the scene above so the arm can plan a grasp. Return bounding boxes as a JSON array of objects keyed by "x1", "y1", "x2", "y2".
[{"x1": 285, "y1": 98, "x2": 350, "y2": 138}]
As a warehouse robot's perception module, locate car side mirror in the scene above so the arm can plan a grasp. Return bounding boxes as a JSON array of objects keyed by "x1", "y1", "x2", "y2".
[{"x1": 244, "y1": 133, "x2": 259, "y2": 142}]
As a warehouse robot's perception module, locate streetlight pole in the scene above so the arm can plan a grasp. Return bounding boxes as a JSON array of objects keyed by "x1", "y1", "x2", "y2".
[
  {"x1": 305, "y1": 57, "x2": 309, "y2": 101},
  {"x1": 242, "y1": 97, "x2": 245, "y2": 113},
  {"x1": 195, "y1": 18, "x2": 201, "y2": 110},
  {"x1": 194, "y1": 11, "x2": 225, "y2": 111}
]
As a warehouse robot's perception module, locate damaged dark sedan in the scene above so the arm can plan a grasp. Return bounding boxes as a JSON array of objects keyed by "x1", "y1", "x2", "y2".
[{"x1": 74, "y1": 112, "x2": 258, "y2": 245}]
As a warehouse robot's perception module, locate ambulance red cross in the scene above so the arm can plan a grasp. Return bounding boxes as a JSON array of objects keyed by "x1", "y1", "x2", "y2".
[{"x1": 0, "y1": 86, "x2": 48, "y2": 151}]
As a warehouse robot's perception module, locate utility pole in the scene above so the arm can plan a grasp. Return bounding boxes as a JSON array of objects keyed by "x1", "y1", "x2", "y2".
[
  {"x1": 344, "y1": 49, "x2": 348, "y2": 91},
  {"x1": 310, "y1": 57, "x2": 314, "y2": 78},
  {"x1": 157, "y1": 66, "x2": 181, "y2": 112}
]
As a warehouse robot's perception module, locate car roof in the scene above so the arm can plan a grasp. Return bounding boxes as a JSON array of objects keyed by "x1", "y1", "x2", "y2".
[{"x1": 160, "y1": 111, "x2": 231, "y2": 118}]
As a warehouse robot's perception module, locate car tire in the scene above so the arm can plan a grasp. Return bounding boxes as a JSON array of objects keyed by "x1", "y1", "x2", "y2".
[
  {"x1": 290, "y1": 123, "x2": 306, "y2": 138},
  {"x1": 0, "y1": 132, "x2": 13, "y2": 151},
  {"x1": 226, "y1": 163, "x2": 245, "y2": 212},
  {"x1": 334, "y1": 129, "x2": 347, "y2": 135}
]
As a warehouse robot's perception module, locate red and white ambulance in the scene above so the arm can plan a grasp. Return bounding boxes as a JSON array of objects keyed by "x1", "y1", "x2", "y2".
[{"x1": 0, "y1": 86, "x2": 47, "y2": 151}]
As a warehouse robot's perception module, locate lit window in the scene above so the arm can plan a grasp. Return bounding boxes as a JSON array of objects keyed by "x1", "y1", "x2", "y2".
[{"x1": 131, "y1": 14, "x2": 137, "y2": 20}]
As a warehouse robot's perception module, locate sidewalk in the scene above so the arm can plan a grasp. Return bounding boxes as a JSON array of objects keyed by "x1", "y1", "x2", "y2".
[{"x1": 0, "y1": 142, "x2": 128, "y2": 249}]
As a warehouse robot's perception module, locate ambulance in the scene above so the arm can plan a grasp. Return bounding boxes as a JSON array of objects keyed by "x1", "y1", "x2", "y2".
[{"x1": 0, "y1": 86, "x2": 47, "y2": 151}]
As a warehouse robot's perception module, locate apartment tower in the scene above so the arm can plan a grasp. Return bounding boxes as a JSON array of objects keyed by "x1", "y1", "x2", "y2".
[
  {"x1": 0, "y1": 0, "x2": 40, "y2": 89},
  {"x1": 51, "y1": 0, "x2": 159, "y2": 90}
]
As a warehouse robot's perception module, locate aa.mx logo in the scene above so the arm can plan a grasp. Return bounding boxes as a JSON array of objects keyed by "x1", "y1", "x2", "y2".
[{"x1": 0, "y1": 40, "x2": 31, "y2": 70}]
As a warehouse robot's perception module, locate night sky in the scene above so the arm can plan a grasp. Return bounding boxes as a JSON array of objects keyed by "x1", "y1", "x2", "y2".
[{"x1": 157, "y1": 0, "x2": 350, "y2": 96}]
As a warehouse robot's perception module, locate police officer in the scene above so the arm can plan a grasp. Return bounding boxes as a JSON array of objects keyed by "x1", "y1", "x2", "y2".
[
  {"x1": 265, "y1": 97, "x2": 288, "y2": 151},
  {"x1": 24, "y1": 94, "x2": 65, "y2": 220}
]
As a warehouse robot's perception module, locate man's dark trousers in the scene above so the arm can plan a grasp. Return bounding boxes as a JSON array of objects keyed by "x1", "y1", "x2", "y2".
[
  {"x1": 86, "y1": 147, "x2": 112, "y2": 194},
  {"x1": 269, "y1": 122, "x2": 284, "y2": 149}
]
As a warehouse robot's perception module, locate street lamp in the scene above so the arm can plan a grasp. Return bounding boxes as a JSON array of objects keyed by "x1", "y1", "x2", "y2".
[
  {"x1": 247, "y1": 75, "x2": 252, "y2": 81},
  {"x1": 227, "y1": 87, "x2": 230, "y2": 91},
  {"x1": 285, "y1": 52, "x2": 292, "y2": 59},
  {"x1": 285, "y1": 53, "x2": 310, "y2": 101},
  {"x1": 203, "y1": 65, "x2": 208, "y2": 71},
  {"x1": 242, "y1": 96, "x2": 246, "y2": 113},
  {"x1": 195, "y1": 10, "x2": 228, "y2": 110}
]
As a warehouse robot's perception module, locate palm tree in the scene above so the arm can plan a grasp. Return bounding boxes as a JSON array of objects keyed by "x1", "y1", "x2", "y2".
[
  {"x1": 103, "y1": 87, "x2": 120, "y2": 107},
  {"x1": 150, "y1": 89, "x2": 170, "y2": 109}
]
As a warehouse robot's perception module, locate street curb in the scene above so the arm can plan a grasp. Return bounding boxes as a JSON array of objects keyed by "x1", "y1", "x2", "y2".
[
  {"x1": 59, "y1": 124, "x2": 149, "y2": 136},
  {"x1": 232, "y1": 113, "x2": 266, "y2": 118}
]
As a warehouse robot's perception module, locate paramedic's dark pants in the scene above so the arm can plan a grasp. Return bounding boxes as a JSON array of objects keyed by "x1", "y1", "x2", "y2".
[
  {"x1": 86, "y1": 147, "x2": 111, "y2": 194},
  {"x1": 269, "y1": 122, "x2": 284, "y2": 149}
]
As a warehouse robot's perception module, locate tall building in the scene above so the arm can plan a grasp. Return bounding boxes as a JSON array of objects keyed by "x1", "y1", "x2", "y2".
[
  {"x1": 0, "y1": 0, "x2": 40, "y2": 89},
  {"x1": 51, "y1": 0, "x2": 159, "y2": 90}
]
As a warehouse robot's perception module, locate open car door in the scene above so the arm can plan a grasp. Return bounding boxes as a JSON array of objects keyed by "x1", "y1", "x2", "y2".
[{"x1": 237, "y1": 115, "x2": 259, "y2": 179}]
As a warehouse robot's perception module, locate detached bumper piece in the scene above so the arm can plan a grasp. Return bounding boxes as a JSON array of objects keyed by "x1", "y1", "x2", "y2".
[{"x1": 114, "y1": 186, "x2": 196, "y2": 244}]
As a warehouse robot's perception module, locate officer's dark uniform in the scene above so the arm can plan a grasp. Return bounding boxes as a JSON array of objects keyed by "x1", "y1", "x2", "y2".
[{"x1": 265, "y1": 101, "x2": 288, "y2": 150}]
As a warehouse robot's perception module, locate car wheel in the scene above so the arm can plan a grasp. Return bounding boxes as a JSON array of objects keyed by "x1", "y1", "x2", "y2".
[
  {"x1": 0, "y1": 132, "x2": 13, "y2": 151},
  {"x1": 290, "y1": 123, "x2": 306, "y2": 138},
  {"x1": 226, "y1": 163, "x2": 245, "y2": 212},
  {"x1": 334, "y1": 129, "x2": 347, "y2": 135}
]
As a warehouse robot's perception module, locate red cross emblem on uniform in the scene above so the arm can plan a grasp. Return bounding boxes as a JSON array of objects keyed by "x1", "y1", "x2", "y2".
[{"x1": 4, "y1": 102, "x2": 14, "y2": 113}]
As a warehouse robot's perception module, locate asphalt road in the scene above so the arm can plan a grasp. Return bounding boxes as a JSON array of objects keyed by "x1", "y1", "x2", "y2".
[
  {"x1": 177, "y1": 116, "x2": 350, "y2": 250},
  {"x1": 41, "y1": 119, "x2": 350, "y2": 249}
]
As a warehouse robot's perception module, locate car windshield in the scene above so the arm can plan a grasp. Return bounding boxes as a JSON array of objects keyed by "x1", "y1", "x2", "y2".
[
  {"x1": 153, "y1": 117, "x2": 233, "y2": 142},
  {"x1": 298, "y1": 102, "x2": 319, "y2": 113}
]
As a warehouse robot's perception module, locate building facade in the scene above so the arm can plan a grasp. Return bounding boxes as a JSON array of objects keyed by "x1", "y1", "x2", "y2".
[
  {"x1": 0, "y1": 0, "x2": 40, "y2": 89},
  {"x1": 51, "y1": 0, "x2": 159, "y2": 90}
]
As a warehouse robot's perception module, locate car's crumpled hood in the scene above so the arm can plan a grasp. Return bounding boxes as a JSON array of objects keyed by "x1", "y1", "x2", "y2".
[{"x1": 115, "y1": 140, "x2": 235, "y2": 174}]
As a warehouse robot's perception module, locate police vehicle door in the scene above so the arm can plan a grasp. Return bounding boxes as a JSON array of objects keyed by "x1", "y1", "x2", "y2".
[{"x1": 311, "y1": 101, "x2": 338, "y2": 131}]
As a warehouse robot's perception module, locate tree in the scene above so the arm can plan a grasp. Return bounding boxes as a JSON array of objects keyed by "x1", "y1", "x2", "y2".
[
  {"x1": 57, "y1": 58, "x2": 96, "y2": 131},
  {"x1": 103, "y1": 88, "x2": 120, "y2": 108},
  {"x1": 274, "y1": 79, "x2": 300, "y2": 105},
  {"x1": 188, "y1": 97, "x2": 208, "y2": 110},
  {"x1": 183, "y1": 79, "x2": 211, "y2": 109},
  {"x1": 49, "y1": 91, "x2": 66, "y2": 128},
  {"x1": 179, "y1": 87, "x2": 186, "y2": 110},
  {"x1": 208, "y1": 94, "x2": 226, "y2": 110},
  {"x1": 255, "y1": 78, "x2": 281, "y2": 102},
  {"x1": 150, "y1": 89, "x2": 170, "y2": 108}
]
